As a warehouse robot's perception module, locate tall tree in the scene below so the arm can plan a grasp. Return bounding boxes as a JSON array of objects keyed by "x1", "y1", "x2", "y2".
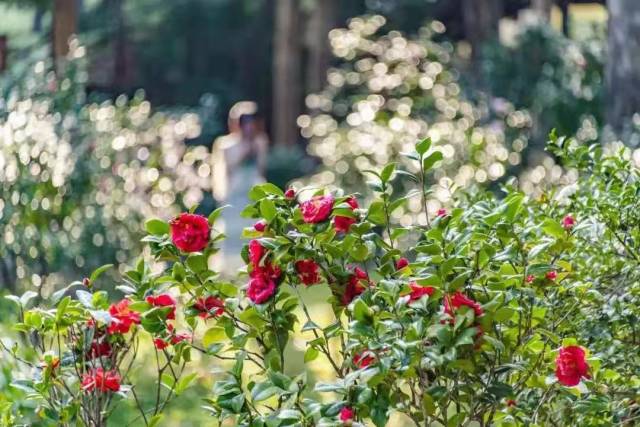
[
  {"x1": 305, "y1": 0, "x2": 337, "y2": 94},
  {"x1": 606, "y1": 0, "x2": 640, "y2": 131},
  {"x1": 53, "y1": 0, "x2": 78, "y2": 66},
  {"x1": 273, "y1": 0, "x2": 301, "y2": 145},
  {"x1": 531, "y1": 0, "x2": 552, "y2": 22},
  {"x1": 461, "y1": 0, "x2": 502, "y2": 59}
]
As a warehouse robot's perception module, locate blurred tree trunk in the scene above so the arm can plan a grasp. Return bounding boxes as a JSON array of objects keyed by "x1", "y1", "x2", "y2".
[
  {"x1": 305, "y1": 0, "x2": 337, "y2": 94},
  {"x1": 53, "y1": 0, "x2": 77, "y2": 67},
  {"x1": 107, "y1": 0, "x2": 130, "y2": 89},
  {"x1": 531, "y1": 0, "x2": 552, "y2": 21},
  {"x1": 273, "y1": 0, "x2": 301, "y2": 145},
  {"x1": 606, "y1": 0, "x2": 640, "y2": 132},
  {"x1": 461, "y1": 0, "x2": 502, "y2": 59}
]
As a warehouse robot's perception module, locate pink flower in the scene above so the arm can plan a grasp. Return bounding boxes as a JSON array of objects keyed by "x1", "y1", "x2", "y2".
[
  {"x1": 555, "y1": 345, "x2": 590, "y2": 386},
  {"x1": 395, "y1": 257, "x2": 409, "y2": 270},
  {"x1": 546, "y1": 271, "x2": 557, "y2": 281},
  {"x1": 408, "y1": 282, "x2": 435, "y2": 302},
  {"x1": 146, "y1": 293, "x2": 177, "y2": 320},
  {"x1": 339, "y1": 407, "x2": 355, "y2": 423},
  {"x1": 526, "y1": 274, "x2": 535, "y2": 283},
  {"x1": 300, "y1": 195, "x2": 334, "y2": 223},
  {"x1": 436, "y1": 208, "x2": 448, "y2": 217},
  {"x1": 247, "y1": 275, "x2": 277, "y2": 304},
  {"x1": 170, "y1": 213, "x2": 210, "y2": 252},
  {"x1": 254, "y1": 220, "x2": 267, "y2": 232},
  {"x1": 562, "y1": 214, "x2": 576, "y2": 230},
  {"x1": 107, "y1": 299, "x2": 141, "y2": 334},
  {"x1": 193, "y1": 296, "x2": 224, "y2": 319},
  {"x1": 334, "y1": 197, "x2": 358, "y2": 233},
  {"x1": 170, "y1": 332, "x2": 191, "y2": 345},
  {"x1": 81, "y1": 368, "x2": 121, "y2": 393},
  {"x1": 248, "y1": 239, "x2": 265, "y2": 268},
  {"x1": 295, "y1": 259, "x2": 321, "y2": 286}
]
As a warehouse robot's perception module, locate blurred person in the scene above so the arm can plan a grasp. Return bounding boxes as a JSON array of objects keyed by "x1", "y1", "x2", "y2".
[{"x1": 212, "y1": 102, "x2": 269, "y2": 271}]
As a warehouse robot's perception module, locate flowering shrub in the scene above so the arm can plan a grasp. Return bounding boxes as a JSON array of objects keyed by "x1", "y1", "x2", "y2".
[{"x1": 3, "y1": 136, "x2": 640, "y2": 425}]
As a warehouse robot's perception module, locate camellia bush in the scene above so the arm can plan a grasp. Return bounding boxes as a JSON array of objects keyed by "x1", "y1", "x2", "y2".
[{"x1": 3, "y1": 135, "x2": 640, "y2": 426}]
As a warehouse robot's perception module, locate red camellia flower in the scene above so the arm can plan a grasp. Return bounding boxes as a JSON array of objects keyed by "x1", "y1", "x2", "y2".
[
  {"x1": 334, "y1": 197, "x2": 358, "y2": 233},
  {"x1": 81, "y1": 368, "x2": 121, "y2": 393},
  {"x1": 444, "y1": 292, "x2": 483, "y2": 318},
  {"x1": 395, "y1": 257, "x2": 409, "y2": 270},
  {"x1": 89, "y1": 340, "x2": 112, "y2": 359},
  {"x1": 295, "y1": 259, "x2": 321, "y2": 286},
  {"x1": 170, "y1": 213, "x2": 210, "y2": 252},
  {"x1": 353, "y1": 351, "x2": 375, "y2": 369},
  {"x1": 248, "y1": 239, "x2": 265, "y2": 268},
  {"x1": 555, "y1": 345, "x2": 590, "y2": 386},
  {"x1": 408, "y1": 282, "x2": 435, "y2": 302},
  {"x1": 546, "y1": 271, "x2": 558, "y2": 281},
  {"x1": 284, "y1": 187, "x2": 296, "y2": 199},
  {"x1": 436, "y1": 208, "x2": 448, "y2": 217},
  {"x1": 506, "y1": 399, "x2": 517, "y2": 407},
  {"x1": 170, "y1": 332, "x2": 191, "y2": 345},
  {"x1": 107, "y1": 299, "x2": 141, "y2": 334},
  {"x1": 526, "y1": 274, "x2": 535, "y2": 283},
  {"x1": 254, "y1": 220, "x2": 267, "y2": 232},
  {"x1": 193, "y1": 295, "x2": 225, "y2": 319},
  {"x1": 342, "y1": 267, "x2": 368, "y2": 305},
  {"x1": 247, "y1": 274, "x2": 277, "y2": 304},
  {"x1": 562, "y1": 214, "x2": 576, "y2": 230},
  {"x1": 154, "y1": 338, "x2": 169, "y2": 350},
  {"x1": 300, "y1": 195, "x2": 334, "y2": 223},
  {"x1": 339, "y1": 407, "x2": 355, "y2": 423},
  {"x1": 146, "y1": 293, "x2": 177, "y2": 320}
]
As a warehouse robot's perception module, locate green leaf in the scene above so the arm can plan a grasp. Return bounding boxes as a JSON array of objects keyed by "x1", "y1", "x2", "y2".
[
  {"x1": 148, "y1": 415, "x2": 163, "y2": 427},
  {"x1": 367, "y1": 201, "x2": 386, "y2": 225},
  {"x1": 175, "y1": 373, "x2": 198, "y2": 395},
  {"x1": 208, "y1": 204, "x2": 230, "y2": 225},
  {"x1": 423, "y1": 151, "x2": 443, "y2": 171},
  {"x1": 259, "y1": 199, "x2": 277, "y2": 222},
  {"x1": 304, "y1": 347, "x2": 319, "y2": 362},
  {"x1": 203, "y1": 327, "x2": 227, "y2": 348},
  {"x1": 259, "y1": 183, "x2": 285, "y2": 197},
  {"x1": 89, "y1": 264, "x2": 113, "y2": 283},
  {"x1": 145, "y1": 218, "x2": 169, "y2": 236},
  {"x1": 352, "y1": 299, "x2": 373, "y2": 322},
  {"x1": 20, "y1": 291, "x2": 38, "y2": 307},
  {"x1": 251, "y1": 381, "x2": 277, "y2": 401},
  {"x1": 542, "y1": 218, "x2": 565, "y2": 239},
  {"x1": 416, "y1": 138, "x2": 432, "y2": 155},
  {"x1": 380, "y1": 163, "x2": 396, "y2": 183}
]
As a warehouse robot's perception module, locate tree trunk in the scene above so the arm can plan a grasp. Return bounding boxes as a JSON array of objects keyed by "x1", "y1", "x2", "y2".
[
  {"x1": 606, "y1": 0, "x2": 640, "y2": 132},
  {"x1": 52, "y1": 0, "x2": 78, "y2": 67},
  {"x1": 531, "y1": 0, "x2": 552, "y2": 22},
  {"x1": 305, "y1": 0, "x2": 337, "y2": 94},
  {"x1": 273, "y1": 0, "x2": 302, "y2": 145},
  {"x1": 0, "y1": 35, "x2": 7, "y2": 72},
  {"x1": 461, "y1": 0, "x2": 502, "y2": 59}
]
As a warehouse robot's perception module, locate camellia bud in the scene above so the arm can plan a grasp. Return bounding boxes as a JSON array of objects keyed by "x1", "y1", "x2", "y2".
[
  {"x1": 395, "y1": 257, "x2": 409, "y2": 270},
  {"x1": 284, "y1": 188, "x2": 296, "y2": 199},
  {"x1": 83, "y1": 277, "x2": 91, "y2": 288},
  {"x1": 254, "y1": 220, "x2": 267, "y2": 232}
]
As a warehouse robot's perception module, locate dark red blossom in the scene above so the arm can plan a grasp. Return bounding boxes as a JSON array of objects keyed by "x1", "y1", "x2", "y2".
[
  {"x1": 408, "y1": 282, "x2": 435, "y2": 302},
  {"x1": 342, "y1": 267, "x2": 369, "y2": 305},
  {"x1": 146, "y1": 293, "x2": 177, "y2": 320},
  {"x1": 444, "y1": 292, "x2": 483, "y2": 318},
  {"x1": 556, "y1": 345, "x2": 590, "y2": 386},
  {"x1": 154, "y1": 338, "x2": 169, "y2": 350},
  {"x1": 562, "y1": 214, "x2": 576, "y2": 230},
  {"x1": 193, "y1": 296, "x2": 224, "y2": 319},
  {"x1": 300, "y1": 195, "x2": 334, "y2": 223},
  {"x1": 285, "y1": 188, "x2": 296, "y2": 199},
  {"x1": 295, "y1": 259, "x2": 321, "y2": 286},
  {"x1": 247, "y1": 274, "x2": 277, "y2": 304},
  {"x1": 170, "y1": 213, "x2": 210, "y2": 252},
  {"x1": 81, "y1": 368, "x2": 121, "y2": 393},
  {"x1": 339, "y1": 407, "x2": 355, "y2": 423},
  {"x1": 395, "y1": 257, "x2": 409, "y2": 270},
  {"x1": 88, "y1": 340, "x2": 112, "y2": 359},
  {"x1": 107, "y1": 299, "x2": 141, "y2": 334},
  {"x1": 334, "y1": 197, "x2": 358, "y2": 233},
  {"x1": 546, "y1": 270, "x2": 557, "y2": 281},
  {"x1": 248, "y1": 239, "x2": 265, "y2": 268},
  {"x1": 254, "y1": 220, "x2": 267, "y2": 232},
  {"x1": 353, "y1": 351, "x2": 375, "y2": 369}
]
